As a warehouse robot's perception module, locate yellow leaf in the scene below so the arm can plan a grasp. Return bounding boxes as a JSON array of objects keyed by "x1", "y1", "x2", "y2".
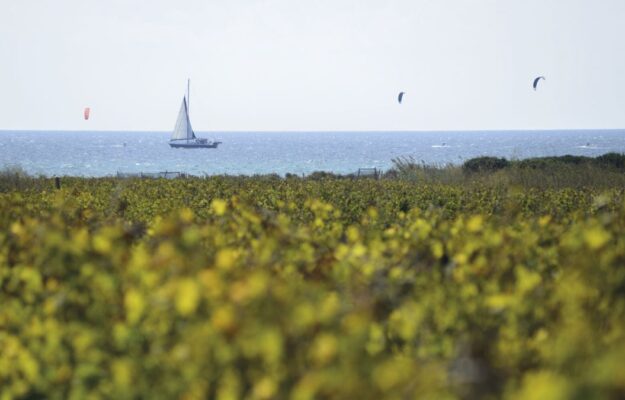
[
  {"x1": 216, "y1": 248, "x2": 238, "y2": 270},
  {"x1": 92, "y1": 233, "x2": 112, "y2": 253},
  {"x1": 111, "y1": 358, "x2": 134, "y2": 389},
  {"x1": 176, "y1": 279, "x2": 200, "y2": 316},
  {"x1": 252, "y1": 377, "x2": 277, "y2": 400},
  {"x1": 431, "y1": 240, "x2": 444, "y2": 259},
  {"x1": 310, "y1": 333, "x2": 338, "y2": 365},
  {"x1": 179, "y1": 207, "x2": 194, "y2": 223},
  {"x1": 212, "y1": 305, "x2": 236, "y2": 333},
  {"x1": 584, "y1": 227, "x2": 610, "y2": 250},
  {"x1": 125, "y1": 289, "x2": 145, "y2": 323},
  {"x1": 211, "y1": 199, "x2": 228, "y2": 216},
  {"x1": 511, "y1": 371, "x2": 571, "y2": 400},
  {"x1": 467, "y1": 215, "x2": 483, "y2": 233}
]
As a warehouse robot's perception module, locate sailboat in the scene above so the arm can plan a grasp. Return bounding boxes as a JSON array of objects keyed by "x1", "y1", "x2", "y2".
[{"x1": 169, "y1": 79, "x2": 221, "y2": 149}]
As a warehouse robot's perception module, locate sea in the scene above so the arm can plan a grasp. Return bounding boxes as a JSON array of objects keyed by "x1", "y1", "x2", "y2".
[{"x1": 1, "y1": 130, "x2": 625, "y2": 177}]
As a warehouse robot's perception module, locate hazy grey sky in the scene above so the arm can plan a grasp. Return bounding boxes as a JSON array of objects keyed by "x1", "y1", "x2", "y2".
[{"x1": 1, "y1": 0, "x2": 624, "y2": 131}]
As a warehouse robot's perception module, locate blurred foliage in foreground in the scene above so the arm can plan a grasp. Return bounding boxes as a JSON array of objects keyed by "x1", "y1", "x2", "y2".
[{"x1": 1, "y1": 176, "x2": 625, "y2": 399}]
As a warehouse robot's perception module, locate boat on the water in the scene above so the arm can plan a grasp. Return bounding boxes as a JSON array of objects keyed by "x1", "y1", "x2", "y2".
[{"x1": 170, "y1": 80, "x2": 221, "y2": 149}]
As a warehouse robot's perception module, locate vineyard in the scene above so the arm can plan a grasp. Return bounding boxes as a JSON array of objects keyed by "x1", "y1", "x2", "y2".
[{"x1": 2, "y1": 176, "x2": 625, "y2": 399}]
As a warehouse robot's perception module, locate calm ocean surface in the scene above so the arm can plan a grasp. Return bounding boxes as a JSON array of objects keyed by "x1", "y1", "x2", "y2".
[{"x1": 1, "y1": 130, "x2": 625, "y2": 177}]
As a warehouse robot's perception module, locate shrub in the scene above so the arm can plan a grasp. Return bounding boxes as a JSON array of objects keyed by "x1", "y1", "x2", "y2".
[
  {"x1": 596, "y1": 152, "x2": 625, "y2": 170},
  {"x1": 307, "y1": 171, "x2": 342, "y2": 180},
  {"x1": 516, "y1": 155, "x2": 593, "y2": 169},
  {"x1": 462, "y1": 156, "x2": 509, "y2": 173}
]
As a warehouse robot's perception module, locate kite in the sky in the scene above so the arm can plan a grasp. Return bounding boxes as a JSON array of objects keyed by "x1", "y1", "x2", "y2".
[
  {"x1": 398, "y1": 92, "x2": 405, "y2": 104},
  {"x1": 533, "y1": 76, "x2": 546, "y2": 91},
  {"x1": 84, "y1": 107, "x2": 91, "y2": 120}
]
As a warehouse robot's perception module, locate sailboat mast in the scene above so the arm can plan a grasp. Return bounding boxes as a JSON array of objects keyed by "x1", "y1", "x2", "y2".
[{"x1": 187, "y1": 78, "x2": 190, "y2": 116}]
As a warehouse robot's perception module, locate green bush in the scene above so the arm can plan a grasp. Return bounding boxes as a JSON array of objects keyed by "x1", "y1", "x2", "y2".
[
  {"x1": 516, "y1": 155, "x2": 592, "y2": 169},
  {"x1": 596, "y1": 152, "x2": 625, "y2": 170},
  {"x1": 462, "y1": 157, "x2": 510, "y2": 173}
]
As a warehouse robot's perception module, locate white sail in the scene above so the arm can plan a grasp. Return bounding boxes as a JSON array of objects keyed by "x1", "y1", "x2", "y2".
[{"x1": 171, "y1": 97, "x2": 195, "y2": 141}]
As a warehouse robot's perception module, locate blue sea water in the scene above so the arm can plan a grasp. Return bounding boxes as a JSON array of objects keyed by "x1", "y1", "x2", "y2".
[{"x1": 1, "y1": 130, "x2": 624, "y2": 177}]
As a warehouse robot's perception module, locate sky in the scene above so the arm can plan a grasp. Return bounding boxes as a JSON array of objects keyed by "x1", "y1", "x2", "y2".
[{"x1": 1, "y1": 0, "x2": 625, "y2": 131}]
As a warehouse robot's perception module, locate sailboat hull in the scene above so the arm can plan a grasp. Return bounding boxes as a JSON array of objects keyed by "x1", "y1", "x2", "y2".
[{"x1": 169, "y1": 140, "x2": 221, "y2": 149}]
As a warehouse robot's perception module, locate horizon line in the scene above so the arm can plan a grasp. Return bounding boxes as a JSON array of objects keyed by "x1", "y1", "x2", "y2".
[{"x1": 1, "y1": 128, "x2": 625, "y2": 134}]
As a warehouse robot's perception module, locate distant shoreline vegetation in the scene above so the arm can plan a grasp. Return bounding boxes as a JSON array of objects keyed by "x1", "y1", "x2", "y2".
[
  {"x1": 2, "y1": 153, "x2": 625, "y2": 191},
  {"x1": 386, "y1": 152, "x2": 625, "y2": 189}
]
